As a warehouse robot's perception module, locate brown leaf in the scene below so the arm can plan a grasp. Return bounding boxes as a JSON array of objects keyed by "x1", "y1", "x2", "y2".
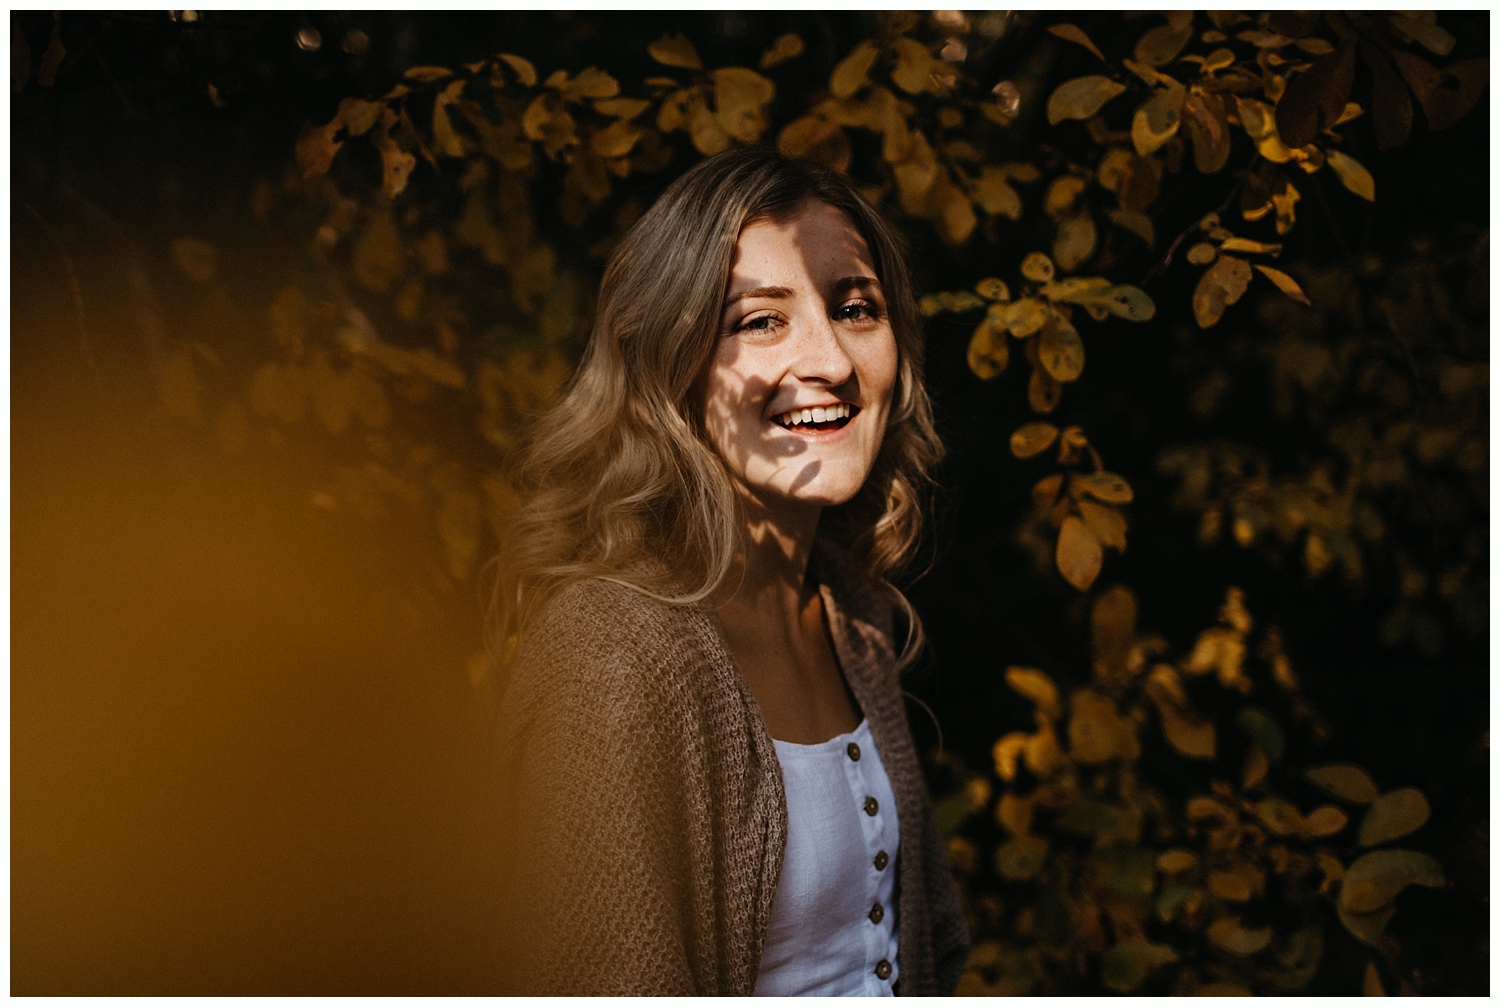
[
  {"x1": 972, "y1": 167, "x2": 1022, "y2": 219},
  {"x1": 1363, "y1": 42, "x2": 1413, "y2": 149},
  {"x1": 1074, "y1": 471, "x2": 1134, "y2": 504},
  {"x1": 1132, "y1": 86, "x2": 1185, "y2": 157},
  {"x1": 712, "y1": 67, "x2": 775, "y2": 143},
  {"x1": 1255, "y1": 264, "x2": 1312, "y2": 304},
  {"x1": 296, "y1": 115, "x2": 344, "y2": 179},
  {"x1": 1305, "y1": 804, "x2": 1350, "y2": 837},
  {"x1": 830, "y1": 41, "x2": 880, "y2": 99},
  {"x1": 1048, "y1": 23, "x2": 1106, "y2": 63},
  {"x1": 759, "y1": 33, "x2": 804, "y2": 70},
  {"x1": 1078, "y1": 499, "x2": 1127, "y2": 551},
  {"x1": 1325, "y1": 150, "x2": 1375, "y2": 201},
  {"x1": 1359, "y1": 788, "x2": 1431, "y2": 846},
  {"x1": 1028, "y1": 366, "x2": 1062, "y2": 413},
  {"x1": 1237, "y1": 96, "x2": 1296, "y2": 162},
  {"x1": 776, "y1": 115, "x2": 851, "y2": 172},
  {"x1": 687, "y1": 90, "x2": 730, "y2": 156},
  {"x1": 1420, "y1": 59, "x2": 1490, "y2": 131},
  {"x1": 1388, "y1": 12, "x2": 1455, "y2": 57},
  {"x1": 1047, "y1": 75, "x2": 1127, "y2": 124},
  {"x1": 1134, "y1": 21, "x2": 1193, "y2": 67},
  {"x1": 1339, "y1": 849, "x2": 1445, "y2": 914},
  {"x1": 1275, "y1": 41, "x2": 1356, "y2": 148},
  {"x1": 1038, "y1": 317, "x2": 1085, "y2": 382},
  {"x1": 1183, "y1": 90, "x2": 1230, "y2": 173},
  {"x1": 1192, "y1": 254, "x2": 1253, "y2": 328},
  {"x1": 1307, "y1": 763, "x2": 1379, "y2": 804},
  {"x1": 967, "y1": 316, "x2": 1009, "y2": 380},
  {"x1": 891, "y1": 37, "x2": 938, "y2": 95},
  {"x1": 649, "y1": 33, "x2": 702, "y2": 70},
  {"x1": 1057, "y1": 515, "x2": 1104, "y2": 590},
  {"x1": 498, "y1": 53, "x2": 537, "y2": 87},
  {"x1": 1011, "y1": 421, "x2": 1060, "y2": 459},
  {"x1": 1022, "y1": 252, "x2": 1056, "y2": 283},
  {"x1": 1053, "y1": 213, "x2": 1098, "y2": 272}
]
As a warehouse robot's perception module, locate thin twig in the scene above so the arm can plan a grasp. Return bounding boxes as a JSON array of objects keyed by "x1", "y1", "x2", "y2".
[{"x1": 1141, "y1": 156, "x2": 1259, "y2": 287}]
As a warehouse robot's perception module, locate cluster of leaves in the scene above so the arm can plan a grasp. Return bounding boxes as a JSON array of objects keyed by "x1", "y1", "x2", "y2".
[
  {"x1": 936, "y1": 586, "x2": 1443, "y2": 995},
  {"x1": 1157, "y1": 237, "x2": 1488, "y2": 658}
]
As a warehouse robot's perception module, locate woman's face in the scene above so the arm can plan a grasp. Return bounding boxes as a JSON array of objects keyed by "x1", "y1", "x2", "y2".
[{"x1": 700, "y1": 201, "x2": 899, "y2": 515}]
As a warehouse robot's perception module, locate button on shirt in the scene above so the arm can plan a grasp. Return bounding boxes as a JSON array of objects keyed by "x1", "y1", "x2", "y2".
[{"x1": 753, "y1": 719, "x2": 901, "y2": 996}]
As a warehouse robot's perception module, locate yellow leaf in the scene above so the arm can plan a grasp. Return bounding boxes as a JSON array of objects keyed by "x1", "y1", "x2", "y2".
[
  {"x1": 1041, "y1": 278, "x2": 1156, "y2": 321},
  {"x1": 171, "y1": 236, "x2": 218, "y2": 283},
  {"x1": 1235, "y1": 96, "x2": 1295, "y2": 162},
  {"x1": 1038, "y1": 317, "x2": 1085, "y2": 382},
  {"x1": 1145, "y1": 666, "x2": 1216, "y2": 758},
  {"x1": 1046, "y1": 75, "x2": 1128, "y2": 125},
  {"x1": 1135, "y1": 20, "x2": 1194, "y2": 66},
  {"x1": 1219, "y1": 237, "x2": 1281, "y2": 255},
  {"x1": 402, "y1": 65, "x2": 452, "y2": 82},
  {"x1": 1192, "y1": 254, "x2": 1252, "y2": 328},
  {"x1": 777, "y1": 114, "x2": 851, "y2": 172},
  {"x1": 1005, "y1": 666, "x2": 1062, "y2": 720},
  {"x1": 934, "y1": 176, "x2": 978, "y2": 245},
  {"x1": 1069, "y1": 688, "x2": 1126, "y2": 763},
  {"x1": 1053, "y1": 213, "x2": 1098, "y2": 272},
  {"x1": 993, "y1": 732, "x2": 1028, "y2": 781},
  {"x1": 891, "y1": 37, "x2": 937, "y2": 95},
  {"x1": 967, "y1": 316, "x2": 1009, "y2": 380},
  {"x1": 649, "y1": 32, "x2": 702, "y2": 70},
  {"x1": 1306, "y1": 763, "x2": 1379, "y2": 804},
  {"x1": 1033, "y1": 474, "x2": 1065, "y2": 512},
  {"x1": 593, "y1": 97, "x2": 650, "y2": 120},
  {"x1": 687, "y1": 89, "x2": 730, "y2": 155},
  {"x1": 295, "y1": 116, "x2": 343, "y2": 180},
  {"x1": 1028, "y1": 366, "x2": 1062, "y2": 413},
  {"x1": 1021, "y1": 252, "x2": 1056, "y2": 283},
  {"x1": 1255, "y1": 797, "x2": 1305, "y2": 836},
  {"x1": 1208, "y1": 870, "x2": 1254, "y2": 901},
  {"x1": 561, "y1": 66, "x2": 619, "y2": 101},
  {"x1": 1364, "y1": 961, "x2": 1387, "y2": 997},
  {"x1": 1340, "y1": 849, "x2": 1445, "y2": 915},
  {"x1": 995, "y1": 834, "x2": 1049, "y2": 880},
  {"x1": 1183, "y1": 89, "x2": 1231, "y2": 173},
  {"x1": 1023, "y1": 723, "x2": 1066, "y2": 776},
  {"x1": 590, "y1": 119, "x2": 642, "y2": 158},
  {"x1": 1010, "y1": 422, "x2": 1059, "y2": 459},
  {"x1": 996, "y1": 792, "x2": 1033, "y2": 835},
  {"x1": 1078, "y1": 499, "x2": 1127, "y2": 551},
  {"x1": 759, "y1": 32, "x2": 805, "y2": 70},
  {"x1": 1187, "y1": 241, "x2": 1217, "y2": 265},
  {"x1": 1043, "y1": 176, "x2": 1087, "y2": 220},
  {"x1": 1132, "y1": 86, "x2": 1185, "y2": 156},
  {"x1": 893, "y1": 130, "x2": 939, "y2": 213},
  {"x1": 1305, "y1": 805, "x2": 1350, "y2": 837},
  {"x1": 1255, "y1": 264, "x2": 1312, "y2": 305},
  {"x1": 975, "y1": 277, "x2": 1010, "y2": 301},
  {"x1": 1074, "y1": 471, "x2": 1134, "y2": 504},
  {"x1": 498, "y1": 53, "x2": 537, "y2": 87},
  {"x1": 431, "y1": 82, "x2": 467, "y2": 158},
  {"x1": 972, "y1": 167, "x2": 1022, "y2": 220},
  {"x1": 1108, "y1": 209, "x2": 1156, "y2": 247},
  {"x1": 1207, "y1": 917, "x2": 1273, "y2": 956},
  {"x1": 830, "y1": 41, "x2": 880, "y2": 99},
  {"x1": 1004, "y1": 297, "x2": 1050, "y2": 338},
  {"x1": 337, "y1": 97, "x2": 382, "y2": 138},
  {"x1": 1272, "y1": 180, "x2": 1300, "y2": 234},
  {"x1": 712, "y1": 67, "x2": 775, "y2": 143},
  {"x1": 1057, "y1": 515, "x2": 1104, "y2": 590},
  {"x1": 1325, "y1": 149, "x2": 1376, "y2": 201},
  {"x1": 1047, "y1": 23, "x2": 1106, "y2": 62},
  {"x1": 1157, "y1": 849, "x2": 1198, "y2": 874},
  {"x1": 1358, "y1": 788, "x2": 1431, "y2": 846}
]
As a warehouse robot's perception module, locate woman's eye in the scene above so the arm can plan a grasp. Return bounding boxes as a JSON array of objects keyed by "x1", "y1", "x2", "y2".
[
  {"x1": 835, "y1": 301, "x2": 879, "y2": 321},
  {"x1": 736, "y1": 313, "x2": 778, "y2": 333}
]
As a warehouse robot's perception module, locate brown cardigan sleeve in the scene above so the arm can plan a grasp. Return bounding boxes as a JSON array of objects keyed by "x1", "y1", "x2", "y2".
[{"x1": 492, "y1": 579, "x2": 784, "y2": 995}]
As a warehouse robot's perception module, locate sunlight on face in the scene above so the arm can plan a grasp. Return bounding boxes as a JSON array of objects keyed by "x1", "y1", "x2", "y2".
[{"x1": 700, "y1": 201, "x2": 898, "y2": 516}]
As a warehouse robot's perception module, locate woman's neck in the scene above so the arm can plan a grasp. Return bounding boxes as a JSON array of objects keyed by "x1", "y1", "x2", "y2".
[{"x1": 718, "y1": 487, "x2": 821, "y2": 627}]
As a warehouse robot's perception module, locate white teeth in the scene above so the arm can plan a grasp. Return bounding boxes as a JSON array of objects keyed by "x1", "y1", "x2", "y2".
[{"x1": 776, "y1": 403, "x2": 854, "y2": 427}]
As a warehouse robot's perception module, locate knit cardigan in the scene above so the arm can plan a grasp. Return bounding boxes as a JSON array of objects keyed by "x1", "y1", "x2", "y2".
[{"x1": 491, "y1": 541, "x2": 969, "y2": 995}]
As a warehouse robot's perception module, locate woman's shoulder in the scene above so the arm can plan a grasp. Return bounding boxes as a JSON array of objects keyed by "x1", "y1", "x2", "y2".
[{"x1": 504, "y1": 576, "x2": 726, "y2": 710}]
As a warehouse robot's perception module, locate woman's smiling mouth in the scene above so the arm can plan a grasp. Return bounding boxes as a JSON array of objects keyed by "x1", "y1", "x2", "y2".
[{"x1": 773, "y1": 402, "x2": 858, "y2": 431}]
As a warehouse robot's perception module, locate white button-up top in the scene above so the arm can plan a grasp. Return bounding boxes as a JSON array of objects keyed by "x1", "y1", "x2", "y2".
[{"x1": 753, "y1": 719, "x2": 901, "y2": 996}]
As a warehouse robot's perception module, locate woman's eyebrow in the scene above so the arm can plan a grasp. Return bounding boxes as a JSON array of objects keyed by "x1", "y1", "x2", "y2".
[
  {"x1": 833, "y1": 275, "x2": 881, "y2": 293},
  {"x1": 725, "y1": 284, "x2": 794, "y2": 305}
]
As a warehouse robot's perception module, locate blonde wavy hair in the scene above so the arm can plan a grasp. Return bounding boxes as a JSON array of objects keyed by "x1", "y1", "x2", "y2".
[{"x1": 490, "y1": 149, "x2": 944, "y2": 669}]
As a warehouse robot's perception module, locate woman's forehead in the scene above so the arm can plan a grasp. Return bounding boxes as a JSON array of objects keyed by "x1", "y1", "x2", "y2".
[{"x1": 730, "y1": 204, "x2": 877, "y2": 282}]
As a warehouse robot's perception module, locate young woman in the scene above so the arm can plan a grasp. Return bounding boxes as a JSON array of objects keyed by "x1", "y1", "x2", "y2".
[{"x1": 489, "y1": 149, "x2": 968, "y2": 995}]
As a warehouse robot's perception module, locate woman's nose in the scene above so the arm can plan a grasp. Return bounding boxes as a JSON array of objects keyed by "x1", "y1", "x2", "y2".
[{"x1": 794, "y1": 316, "x2": 855, "y2": 387}]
